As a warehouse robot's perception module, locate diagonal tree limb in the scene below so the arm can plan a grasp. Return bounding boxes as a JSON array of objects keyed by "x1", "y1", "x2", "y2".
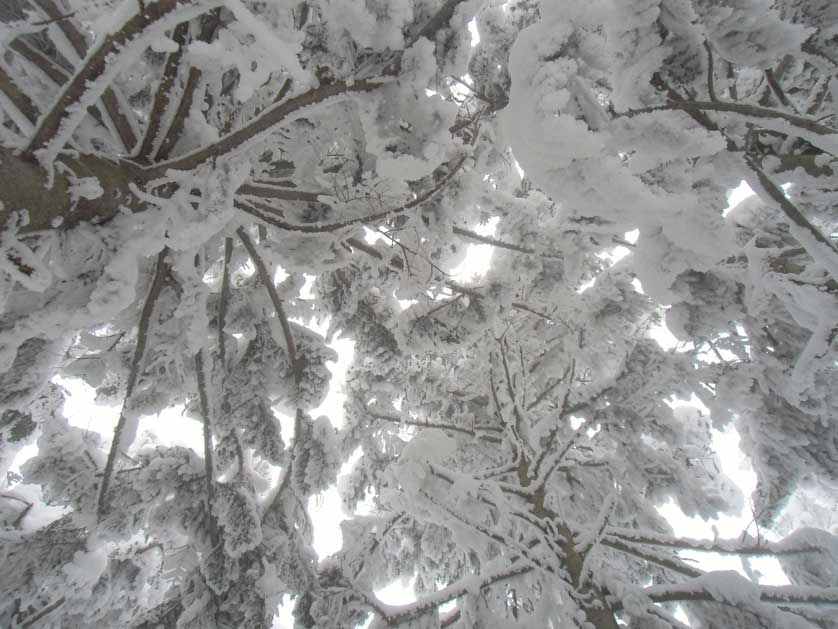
[
  {"x1": 153, "y1": 11, "x2": 223, "y2": 162},
  {"x1": 408, "y1": 0, "x2": 470, "y2": 47},
  {"x1": 238, "y1": 183, "x2": 323, "y2": 203},
  {"x1": 26, "y1": 0, "x2": 214, "y2": 162},
  {"x1": 7, "y1": 38, "x2": 69, "y2": 85},
  {"x1": 137, "y1": 21, "x2": 190, "y2": 161},
  {"x1": 217, "y1": 237, "x2": 233, "y2": 363},
  {"x1": 599, "y1": 536, "x2": 704, "y2": 579},
  {"x1": 29, "y1": 0, "x2": 139, "y2": 153},
  {"x1": 625, "y1": 99, "x2": 835, "y2": 138},
  {"x1": 97, "y1": 249, "x2": 170, "y2": 517},
  {"x1": 236, "y1": 227, "x2": 306, "y2": 524},
  {"x1": 235, "y1": 154, "x2": 469, "y2": 233},
  {"x1": 194, "y1": 349, "x2": 217, "y2": 544},
  {"x1": 745, "y1": 156, "x2": 838, "y2": 281},
  {"x1": 236, "y1": 227, "x2": 299, "y2": 376},
  {"x1": 604, "y1": 527, "x2": 826, "y2": 557},
  {"x1": 452, "y1": 226, "x2": 563, "y2": 259},
  {"x1": 147, "y1": 79, "x2": 382, "y2": 176},
  {"x1": 629, "y1": 580, "x2": 838, "y2": 608},
  {"x1": 0, "y1": 62, "x2": 38, "y2": 132}
]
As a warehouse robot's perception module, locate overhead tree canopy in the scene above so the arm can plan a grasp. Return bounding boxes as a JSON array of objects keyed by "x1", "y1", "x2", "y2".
[{"x1": 1, "y1": 0, "x2": 838, "y2": 627}]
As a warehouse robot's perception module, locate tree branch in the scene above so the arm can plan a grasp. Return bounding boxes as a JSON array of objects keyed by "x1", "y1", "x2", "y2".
[
  {"x1": 217, "y1": 237, "x2": 233, "y2": 363},
  {"x1": 634, "y1": 580, "x2": 838, "y2": 607},
  {"x1": 744, "y1": 156, "x2": 838, "y2": 280},
  {"x1": 194, "y1": 349, "x2": 216, "y2": 543},
  {"x1": 137, "y1": 21, "x2": 190, "y2": 161},
  {"x1": 27, "y1": 0, "x2": 209, "y2": 161},
  {"x1": 29, "y1": 0, "x2": 138, "y2": 153},
  {"x1": 361, "y1": 401, "x2": 502, "y2": 443},
  {"x1": 146, "y1": 79, "x2": 382, "y2": 177},
  {"x1": 626, "y1": 99, "x2": 835, "y2": 139},
  {"x1": 97, "y1": 249, "x2": 169, "y2": 517},
  {"x1": 452, "y1": 226, "x2": 562, "y2": 259},
  {"x1": 0, "y1": 62, "x2": 37, "y2": 132},
  {"x1": 236, "y1": 155, "x2": 469, "y2": 233},
  {"x1": 236, "y1": 227, "x2": 298, "y2": 377},
  {"x1": 604, "y1": 527, "x2": 825, "y2": 557},
  {"x1": 152, "y1": 11, "x2": 222, "y2": 161}
]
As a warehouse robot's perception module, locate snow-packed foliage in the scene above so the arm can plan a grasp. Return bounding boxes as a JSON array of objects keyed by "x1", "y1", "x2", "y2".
[{"x1": 1, "y1": 0, "x2": 838, "y2": 627}]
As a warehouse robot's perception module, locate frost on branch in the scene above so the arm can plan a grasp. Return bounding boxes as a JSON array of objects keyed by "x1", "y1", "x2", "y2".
[{"x1": 3, "y1": 0, "x2": 838, "y2": 627}]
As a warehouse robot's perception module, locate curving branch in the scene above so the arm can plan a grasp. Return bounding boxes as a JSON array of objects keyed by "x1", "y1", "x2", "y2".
[{"x1": 97, "y1": 249, "x2": 170, "y2": 517}]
